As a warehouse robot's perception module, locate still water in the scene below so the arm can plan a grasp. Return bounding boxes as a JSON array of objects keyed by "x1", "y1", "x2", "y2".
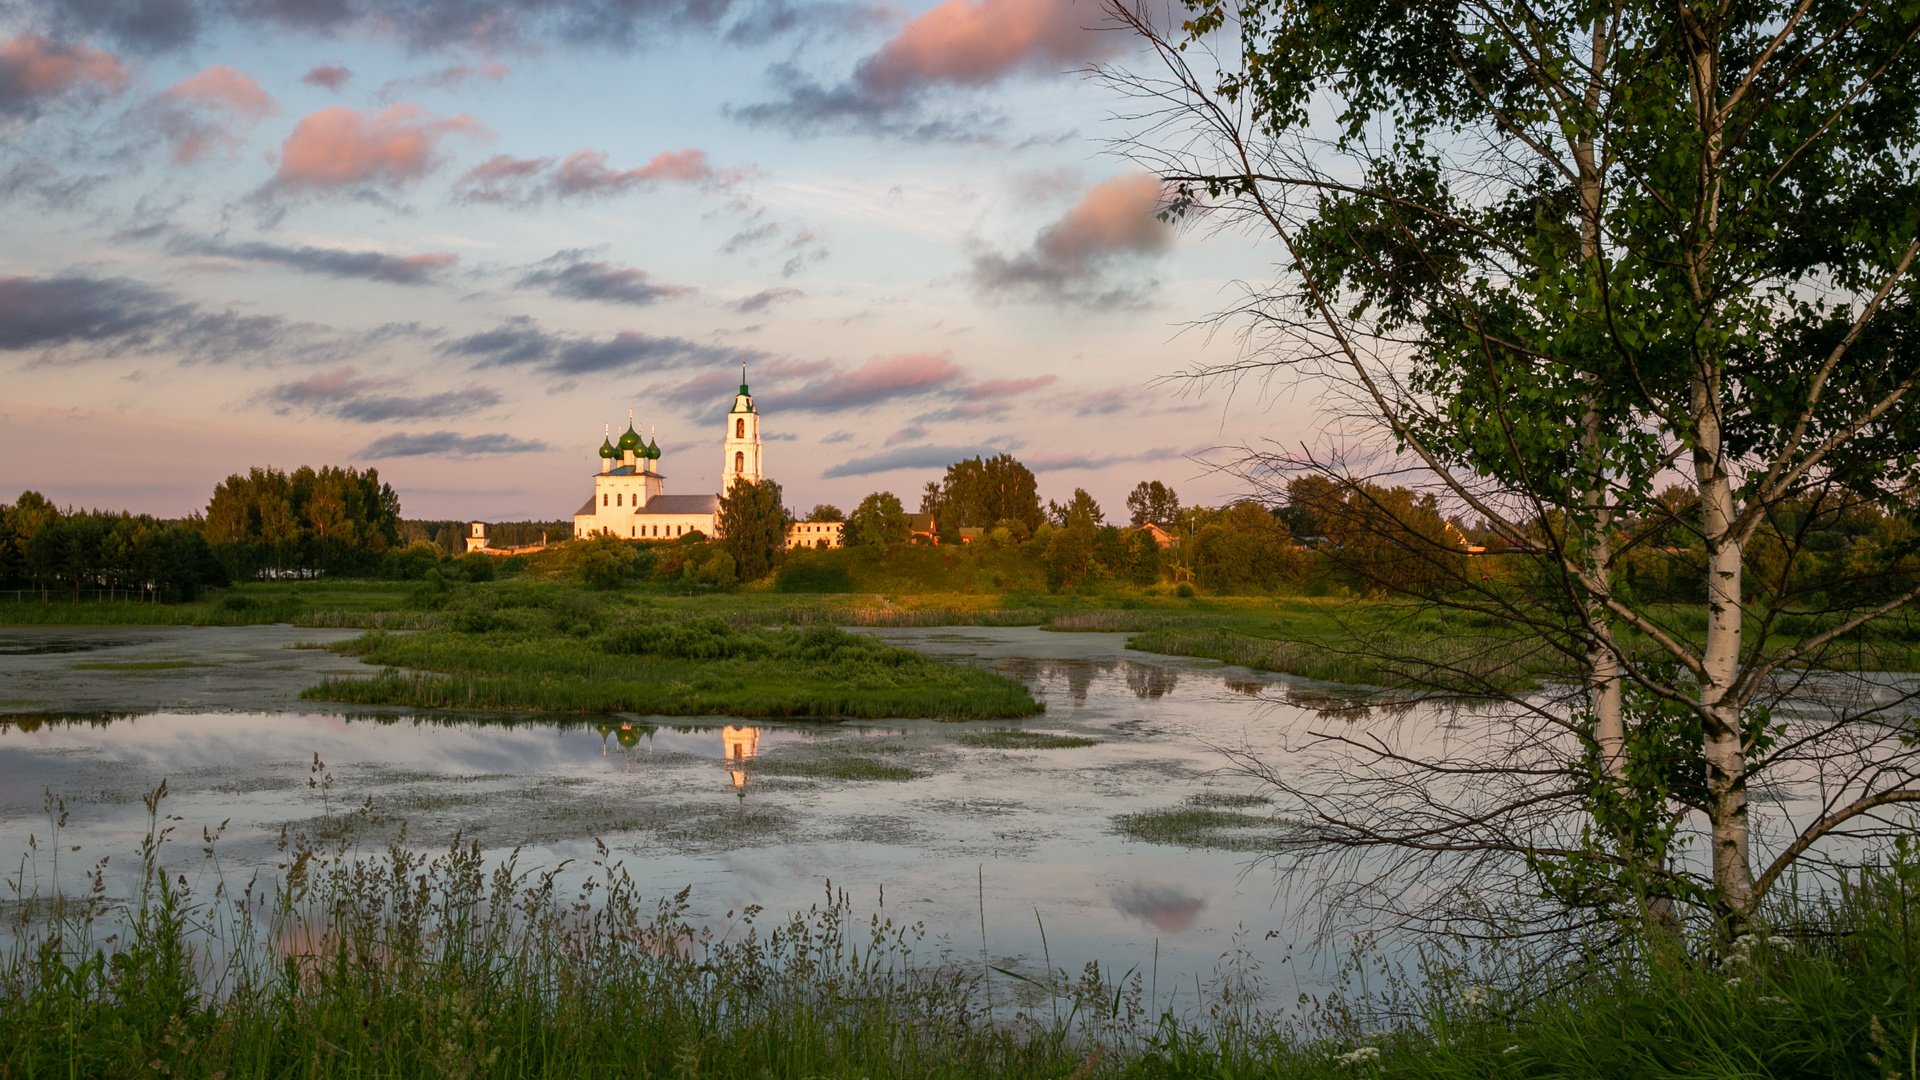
[{"x1": 1, "y1": 627, "x2": 1387, "y2": 1005}]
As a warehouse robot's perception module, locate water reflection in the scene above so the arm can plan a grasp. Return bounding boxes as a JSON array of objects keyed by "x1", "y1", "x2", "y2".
[
  {"x1": 995, "y1": 657, "x2": 1119, "y2": 704},
  {"x1": 1124, "y1": 661, "x2": 1179, "y2": 700},
  {"x1": 723, "y1": 725, "x2": 761, "y2": 798},
  {"x1": 1277, "y1": 686, "x2": 1422, "y2": 721},
  {"x1": 1112, "y1": 882, "x2": 1208, "y2": 933},
  {"x1": 597, "y1": 720, "x2": 658, "y2": 756}
]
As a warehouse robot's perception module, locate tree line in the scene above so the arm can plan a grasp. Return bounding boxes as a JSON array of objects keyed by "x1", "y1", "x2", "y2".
[{"x1": 0, "y1": 492, "x2": 225, "y2": 602}]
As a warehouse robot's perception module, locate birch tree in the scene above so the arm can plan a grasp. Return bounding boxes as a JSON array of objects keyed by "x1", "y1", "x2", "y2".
[{"x1": 1103, "y1": 0, "x2": 1920, "y2": 939}]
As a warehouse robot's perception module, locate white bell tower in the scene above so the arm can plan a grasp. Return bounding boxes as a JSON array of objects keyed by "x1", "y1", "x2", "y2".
[{"x1": 722, "y1": 364, "x2": 763, "y2": 493}]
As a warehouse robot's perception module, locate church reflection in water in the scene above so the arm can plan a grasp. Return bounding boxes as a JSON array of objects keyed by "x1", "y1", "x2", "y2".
[
  {"x1": 595, "y1": 720, "x2": 656, "y2": 757},
  {"x1": 722, "y1": 725, "x2": 760, "y2": 799},
  {"x1": 593, "y1": 719, "x2": 763, "y2": 798}
]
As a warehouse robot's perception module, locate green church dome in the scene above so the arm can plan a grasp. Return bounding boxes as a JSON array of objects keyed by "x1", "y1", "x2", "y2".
[
  {"x1": 617, "y1": 423, "x2": 642, "y2": 452},
  {"x1": 645, "y1": 434, "x2": 661, "y2": 459},
  {"x1": 598, "y1": 437, "x2": 616, "y2": 459}
]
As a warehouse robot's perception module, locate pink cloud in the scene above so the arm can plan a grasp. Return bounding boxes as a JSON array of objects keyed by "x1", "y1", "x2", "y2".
[
  {"x1": 301, "y1": 65, "x2": 352, "y2": 90},
  {"x1": 275, "y1": 104, "x2": 486, "y2": 190},
  {"x1": 168, "y1": 65, "x2": 273, "y2": 116},
  {"x1": 783, "y1": 352, "x2": 966, "y2": 412},
  {"x1": 456, "y1": 147, "x2": 739, "y2": 204},
  {"x1": 971, "y1": 171, "x2": 1170, "y2": 308},
  {"x1": 964, "y1": 374, "x2": 1058, "y2": 399},
  {"x1": 551, "y1": 148, "x2": 715, "y2": 198},
  {"x1": 1038, "y1": 172, "x2": 1168, "y2": 263},
  {"x1": 155, "y1": 65, "x2": 276, "y2": 164},
  {"x1": 859, "y1": 0, "x2": 1120, "y2": 93},
  {"x1": 274, "y1": 365, "x2": 381, "y2": 401},
  {"x1": 0, "y1": 34, "x2": 130, "y2": 114}
]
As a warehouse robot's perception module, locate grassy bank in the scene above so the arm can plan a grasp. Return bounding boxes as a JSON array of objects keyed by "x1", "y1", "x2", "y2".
[
  {"x1": 306, "y1": 599, "x2": 1041, "y2": 720},
  {"x1": 11, "y1": 575, "x2": 1919, "y2": 696},
  {"x1": 5, "y1": 796, "x2": 1917, "y2": 1078}
]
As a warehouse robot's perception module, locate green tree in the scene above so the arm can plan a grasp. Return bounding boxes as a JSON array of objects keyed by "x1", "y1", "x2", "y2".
[
  {"x1": 1125, "y1": 481, "x2": 1180, "y2": 527},
  {"x1": 846, "y1": 492, "x2": 910, "y2": 547},
  {"x1": 1046, "y1": 487, "x2": 1104, "y2": 529},
  {"x1": 1192, "y1": 502, "x2": 1302, "y2": 594},
  {"x1": 1127, "y1": 528, "x2": 1162, "y2": 585},
  {"x1": 1110, "y1": 0, "x2": 1920, "y2": 938},
  {"x1": 1041, "y1": 522, "x2": 1095, "y2": 593},
  {"x1": 573, "y1": 534, "x2": 638, "y2": 590},
  {"x1": 937, "y1": 454, "x2": 1042, "y2": 532},
  {"x1": 805, "y1": 504, "x2": 845, "y2": 523},
  {"x1": 716, "y1": 478, "x2": 786, "y2": 583}
]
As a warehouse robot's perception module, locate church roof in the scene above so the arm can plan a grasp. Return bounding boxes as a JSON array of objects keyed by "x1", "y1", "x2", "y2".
[
  {"x1": 633, "y1": 494, "x2": 719, "y2": 516},
  {"x1": 575, "y1": 497, "x2": 595, "y2": 516}
]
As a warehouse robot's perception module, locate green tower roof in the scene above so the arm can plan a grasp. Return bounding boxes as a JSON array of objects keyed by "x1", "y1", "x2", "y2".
[
  {"x1": 598, "y1": 437, "x2": 616, "y2": 459},
  {"x1": 617, "y1": 423, "x2": 642, "y2": 452}
]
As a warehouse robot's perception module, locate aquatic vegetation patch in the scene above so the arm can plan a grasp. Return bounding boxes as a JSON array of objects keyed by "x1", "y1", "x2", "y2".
[
  {"x1": 1184, "y1": 791, "x2": 1272, "y2": 809},
  {"x1": 68, "y1": 660, "x2": 209, "y2": 672},
  {"x1": 1113, "y1": 793, "x2": 1296, "y2": 852},
  {"x1": 303, "y1": 618, "x2": 1042, "y2": 721},
  {"x1": 957, "y1": 729, "x2": 1100, "y2": 749}
]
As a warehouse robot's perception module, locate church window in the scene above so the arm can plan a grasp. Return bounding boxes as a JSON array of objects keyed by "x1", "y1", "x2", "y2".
[
  {"x1": 616, "y1": 493, "x2": 623, "y2": 506},
  {"x1": 736, "y1": 418, "x2": 745, "y2": 438},
  {"x1": 735, "y1": 451, "x2": 744, "y2": 473},
  {"x1": 602, "y1": 493, "x2": 608, "y2": 507}
]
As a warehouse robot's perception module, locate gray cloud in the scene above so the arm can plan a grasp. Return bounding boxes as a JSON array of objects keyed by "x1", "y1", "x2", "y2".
[
  {"x1": 378, "y1": 60, "x2": 508, "y2": 100},
  {"x1": 727, "y1": 62, "x2": 998, "y2": 143},
  {"x1": 358, "y1": 430, "x2": 548, "y2": 458},
  {"x1": 170, "y1": 236, "x2": 460, "y2": 284},
  {"x1": 442, "y1": 315, "x2": 762, "y2": 376},
  {"x1": 259, "y1": 366, "x2": 501, "y2": 422},
  {"x1": 1022, "y1": 445, "x2": 1202, "y2": 472},
  {"x1": 517, "y1": 251, "x2": 691, "y2": 306},
  {"x1": 0, "y1": 273, "x2": 195, "y2": 351},
  {"x1": 0, "y1": 160, "x2": 106, "y2": 212},
  {"x1": 821, "y1": 442, "x2": 1014, "y2": 479},
  {"x1": 0, "y1": 272, "x2": 420, "y2": 367},
  {"x1": 301, "y1": 64, "x2": 350, "y2": 89},
  {"x1": 721, "y1": 221, "x2": 780, "y2": 254},
  {"x1": 20, "y1": 0, "x2": 885, "y2": 55},
  {"x1": 728, "y1": 286, "x2": 802, "y2": 313},
  {"x1": 820, "y1": 429, "x2": 854, "y2": 444}
]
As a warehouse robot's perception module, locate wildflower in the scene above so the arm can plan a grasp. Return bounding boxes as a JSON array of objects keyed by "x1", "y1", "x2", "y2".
[
  {"x1": 1504, "y1": 1045, "x2": 1521, "y2": 1055},
  {"x1": 1758, "y1": 995, "x2": 1789, "y2": 1006},
  {"x1": 1457, "y1": 984, "x2": 1495, "y2": 1011},
  {"x1": 1723, "y1": 975, "x2": 1742, "y2": 988},
  {"x1": 1335, "y1": 1046, "x2": 1381, "y2": 1066}
]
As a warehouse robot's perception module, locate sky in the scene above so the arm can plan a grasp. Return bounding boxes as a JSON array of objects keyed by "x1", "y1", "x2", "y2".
[{"x1": 0, "y1": 0, "x2": 1312, "y2": 522}]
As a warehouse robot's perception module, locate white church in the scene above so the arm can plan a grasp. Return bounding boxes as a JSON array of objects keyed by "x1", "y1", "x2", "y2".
[{"x1": 572, "y1": 372, "x2": 837, "y2": 545}]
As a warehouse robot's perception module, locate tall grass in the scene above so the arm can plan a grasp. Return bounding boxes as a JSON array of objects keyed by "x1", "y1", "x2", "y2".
[{"x1": 6, "y1": 785, "x2": 1919, "y2": 1078}]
